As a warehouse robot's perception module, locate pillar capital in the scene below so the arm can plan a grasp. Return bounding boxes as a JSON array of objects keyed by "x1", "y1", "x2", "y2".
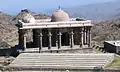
[
  {"x1": 48, "y1": 33, "x2": 52, "y2": 37},
  {"x1": 88, "y1": 27, "x2": 92, "y2": 30},
  {"x1": 80, "y1": 28, "x2": 84, "y2": 34},
  {"x1": 70, "y1": 29, "x2": 74, "y2": 35},
  {"x1": 24, "y1": 34, "x2": 27, "y2": 37},
  {"x1": 48, "y1": 29, "x2": 52, "y2": 36},
  {"x1": 38, "y1": 33, "x2": 43, "y2": 37},
  {"x1": 84, "y1": 27, "x2": 87, "y2": 32},
  {"x1": 57, "y1": 29, "x2": 62, "y2": 36},
  {"x1": 58, "y1": 32, "x2": 62, "y2": 36},
  {"x1": 38, "y1": 29, "x2": 43, "y2": 37},
  {"x1": 88, "y1": 28, "x2": 91, "y2": 34}
]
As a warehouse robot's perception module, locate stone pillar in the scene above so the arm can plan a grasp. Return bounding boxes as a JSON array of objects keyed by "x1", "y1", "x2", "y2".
[
  {"x1": 88, "y1": 27, "x2": 92, "y2": 47},
  {"x1": 84, "y1": 27, "x2": 87, "y2": 45},
  {"x1": 23, "y1": 34, "x2": 27, "y2": 50},
  {"x1": 80, "y1": 27, "x2": 84, "y2": 47},
  {"x1": 18, "y1": 29, "x2": 23, "y2": 46},
  {"x1": 48, "y1": 29, "x2": 52, "y2": 49},
  {"x1": 56, "y1": 40, "x2": 58, "y2": 47},
  {"x1": 70, "y1": 29, "x2": 74, "y2": 48},
  {"x1": 86, "y1": 28, "x2": 88, "y2": 45},
  {"x1": 69, "y1": 35, "x2": 71, "y2": 47},
  {"x1": 38, "y1": 29, "x2": 43, "y2": 52},
  {"x1": 18, "y1": 29, "x2": 27, "y2": 50},
  {"x1": 58, "y1": 29, "x2": 62, "y2": 49}
]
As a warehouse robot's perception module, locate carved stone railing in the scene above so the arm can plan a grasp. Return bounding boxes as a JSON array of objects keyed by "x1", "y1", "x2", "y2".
[
  {"x1": 35, "y1": 18, "x2": 77, "y2": 23},
  {"x1": 18, "y1": 20, "x2": 93, "y2": 29}
]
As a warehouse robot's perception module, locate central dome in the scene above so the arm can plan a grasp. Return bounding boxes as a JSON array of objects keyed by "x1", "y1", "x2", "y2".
[{"x1": 51, "y1": 9, "x2": 69, "y2": 22}]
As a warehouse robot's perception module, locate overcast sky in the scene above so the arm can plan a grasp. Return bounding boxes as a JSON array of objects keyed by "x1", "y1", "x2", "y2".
[{"x1": 0, "y1": 0, "x2": 116, "y2": 14}]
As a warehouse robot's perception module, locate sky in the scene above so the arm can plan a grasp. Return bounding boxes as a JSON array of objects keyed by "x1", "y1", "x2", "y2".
[{"x1": 0, "y1": 0, "x2": 116, "y2": 14}]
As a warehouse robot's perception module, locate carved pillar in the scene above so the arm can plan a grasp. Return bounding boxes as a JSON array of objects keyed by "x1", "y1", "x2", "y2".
[
  {"x1": 18, "y1": 29, "x2": 27, "y2": 50},
  {"x1": 69, "y1": 35, "x2": 71, "y2": 47},
  {"x1": 84, "y1": 27, "x2": 87, "y2": 45},
  {"x1": 56, "y1": 40, "x2": 58, "y2": 47},
  {"x1": 48, "y1": 29, "x2": 52, "y2": 49},
  {"x1": 18, "y1": 29, "x2": 23, "y2": 46},
  {"x1": 70, "y1": 29, "x2": 74, "y2": 48},
  {"x1": 58, "y1": 29, "x2": 62, "y2": 49},
  {"x1": 23, "y1": 34, "x2": 27, "y2": 50},
  {"x1": 80, "y1": 27, "x2": 84, "y2": 47},
  {"x1": 56, "y1": 32, "x2": 58, "y2": 47},
  {"x1": 86, "y1": 28, "x2": 88, "y2": 45},
  {"x1": 88, "y1": 27, "x2": 92, "y2": 47},
  {"x1": 38, "y1": 29, "x2": 43, "y2": 52}
]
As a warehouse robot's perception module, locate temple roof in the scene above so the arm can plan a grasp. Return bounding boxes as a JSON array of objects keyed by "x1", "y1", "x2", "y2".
[{"x1": 51, "y1": 8, "x2": 69, "y2": 22}]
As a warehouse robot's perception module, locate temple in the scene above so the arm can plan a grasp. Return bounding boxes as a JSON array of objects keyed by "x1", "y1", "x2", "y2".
[
  {"x1": 17, "y1": 9, "x2": 93, "y2": 52},
  {"x1": 9, "y1": 9, "x2": 116, "y2": 71}
]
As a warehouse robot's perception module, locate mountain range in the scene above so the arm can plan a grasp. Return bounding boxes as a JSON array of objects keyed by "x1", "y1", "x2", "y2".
[
  {"x1": 5, "y1": 0, "x2": 120, "y2": 21},
  {"x1": 64, "y1": 0, "x2": 120, "y2": 20}
]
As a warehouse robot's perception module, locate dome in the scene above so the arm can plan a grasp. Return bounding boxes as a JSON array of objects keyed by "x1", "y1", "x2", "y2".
[
  {"x1": 51, "y1": 9, "x2": 69, "y2": 22},
  {"x1": 21, "y1": 13, "x2": 35, "y2": 23}
]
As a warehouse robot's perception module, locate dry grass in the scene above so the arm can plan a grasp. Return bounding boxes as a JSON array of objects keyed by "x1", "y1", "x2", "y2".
[{"x1": 105, "y1": 56, "x2": 120, "y2": 68}]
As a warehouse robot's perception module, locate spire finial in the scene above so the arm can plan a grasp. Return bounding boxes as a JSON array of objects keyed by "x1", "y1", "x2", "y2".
[{"x1": 58, "y1": 6, "x2": 62, "y2": 10}]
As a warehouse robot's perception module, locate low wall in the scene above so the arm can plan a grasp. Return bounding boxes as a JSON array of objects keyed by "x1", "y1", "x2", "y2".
[
  {"x1": 22, "y1": 48, "x2": 93, "y2": 54},
  {"x1": 0, "y1": 49, "x2": 11, "y2": 56},
  {"x1": 0, "y1": 47, "x2": 19, "y2": 57}
]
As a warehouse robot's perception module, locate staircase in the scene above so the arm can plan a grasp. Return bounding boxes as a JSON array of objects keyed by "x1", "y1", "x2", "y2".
[{"x1": 9, "y1": 53, "x2": 115, "y2": 70}]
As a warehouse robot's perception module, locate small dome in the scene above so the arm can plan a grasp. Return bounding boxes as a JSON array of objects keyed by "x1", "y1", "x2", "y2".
[
  {"x1": 51, "y1": 9, "x2": 69, "y2": 22},
  {"x1": 21, "y1": 13, "x2": 35, "y2": 23}
]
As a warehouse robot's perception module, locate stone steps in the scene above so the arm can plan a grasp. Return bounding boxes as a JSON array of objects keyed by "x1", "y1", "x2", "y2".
[{"x1": 9, "y1": 53, "x2": 115, "y2": 70}]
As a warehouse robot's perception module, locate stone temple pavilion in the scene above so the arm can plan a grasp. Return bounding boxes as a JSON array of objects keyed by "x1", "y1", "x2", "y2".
[
  {"x1": 17, "y1": 8, "x2": 93, "y2": 52},
  {"x1": 9, "y1": 9, "x2": 115, "y2": 71}
]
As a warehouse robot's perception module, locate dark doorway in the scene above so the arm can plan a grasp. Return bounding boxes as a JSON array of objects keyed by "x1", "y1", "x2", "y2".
[
  {"x1": 61, "y1": 32, "x2": 69, "y2": 46},
  {"x1": 42, "y1": 29, "x2": 48, "y2": 47},
  {"x1": 51, "y1": 30, "x2": 57, "y2": 47}
]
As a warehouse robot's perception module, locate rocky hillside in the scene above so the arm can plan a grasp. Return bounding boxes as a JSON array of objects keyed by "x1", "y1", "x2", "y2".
[
  {"x1": 1, "y1": 9, "x2": 120, "y2": 47},
  {"x1": 0, "y1": 12, "x2": 18, "y2": 45},
  {"x1": 92, "y1": 18, "x2": 120, "y2": 45},
  {"x1": 0, "y1": 9, "x2": 50, "y2": 48},
  {"x1": 66, "y1": 0, "x2": 120, "y2": 20}
]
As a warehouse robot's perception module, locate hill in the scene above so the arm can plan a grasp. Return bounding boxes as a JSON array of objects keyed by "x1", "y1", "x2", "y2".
[
  {"x1": 0, "y1": 9, "x2": 120, "y2": 47},
  {"x1": 66, "y1": 0, "x2": 120, "y2": 20},
  {"x1": 92, "y1": 18, "x2": 120, "y2": 45},
  {"x1": 0, "y1": 12, "x2": 18, "y2": 46},
  {"x1": 0, "y1": 9, "x2": 50, "y2": 48}
]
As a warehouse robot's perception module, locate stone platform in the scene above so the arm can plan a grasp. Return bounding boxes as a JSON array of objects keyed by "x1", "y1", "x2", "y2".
[
  {"x1": 22, "y1": 45, "x2": 93, "y2": 53},
  {"x1": 9, "y1": 53, "x2": 115, "y2": 70}
]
